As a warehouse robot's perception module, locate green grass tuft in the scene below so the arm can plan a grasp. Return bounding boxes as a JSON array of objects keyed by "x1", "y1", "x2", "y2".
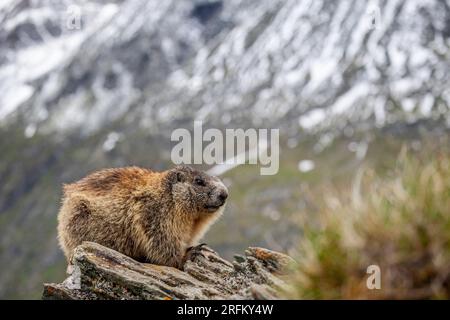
[{"x1": 286, "y1": 148, "x2": 450, "y2": 299}]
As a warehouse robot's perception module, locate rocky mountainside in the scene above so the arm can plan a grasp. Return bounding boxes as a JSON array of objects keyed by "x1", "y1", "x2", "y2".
[
  {"x1": 0, "y1": 0, "x2": 449, "y2": 298},
  {"x1": 43, "y1": 242, "x2": 294, "y2": 300},
  {"x1": 1, "y1": 0, "x2": 449, "y2": 135}
]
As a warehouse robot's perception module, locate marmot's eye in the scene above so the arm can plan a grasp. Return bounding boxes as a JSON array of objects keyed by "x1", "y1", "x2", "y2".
[{"x1": 194, "y1": 177, "x2": 205, "y2": 186}]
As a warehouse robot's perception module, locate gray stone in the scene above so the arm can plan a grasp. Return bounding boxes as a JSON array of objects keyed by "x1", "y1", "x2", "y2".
[{"x1": 42, "y1": 242, "x2": 295, "y2": 300}]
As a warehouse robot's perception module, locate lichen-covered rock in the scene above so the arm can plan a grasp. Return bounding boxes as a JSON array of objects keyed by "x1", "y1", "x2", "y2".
[{"x1": 42, "y1": 242, "x2": 295, "y2": 300}]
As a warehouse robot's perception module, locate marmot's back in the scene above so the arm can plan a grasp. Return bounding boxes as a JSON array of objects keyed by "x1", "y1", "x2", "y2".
[
  {"x1": 63, "y1": 166, "x2": 158, "y2": 197},
  {"x1": 57, "y1": 165, "x2": 228, "y2": 269}
]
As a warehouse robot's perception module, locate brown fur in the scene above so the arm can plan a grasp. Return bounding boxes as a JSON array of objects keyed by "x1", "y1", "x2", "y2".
[{"x1": 57, "y1": 165, "x2": 228, "y2": 269}]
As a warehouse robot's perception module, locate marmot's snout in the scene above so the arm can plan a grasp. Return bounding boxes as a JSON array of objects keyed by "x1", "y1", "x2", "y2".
[{"x1": 205, "y1": 179, "x2": 228, "y2": 212}]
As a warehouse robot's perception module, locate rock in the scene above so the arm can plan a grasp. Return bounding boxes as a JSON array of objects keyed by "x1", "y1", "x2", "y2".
[{"x1": 42, "y1": 242, "x2": 295, "y2": 300}]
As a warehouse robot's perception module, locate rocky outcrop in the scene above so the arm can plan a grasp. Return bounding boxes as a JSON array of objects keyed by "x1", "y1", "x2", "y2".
[{"x1": 42, "y1": 242, "x2": 295, "y2": 300}]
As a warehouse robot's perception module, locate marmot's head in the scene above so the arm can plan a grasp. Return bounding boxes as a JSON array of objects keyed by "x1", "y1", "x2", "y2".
[{"x1": 167, "y1": 165, "x2": 228, "y2": 215}]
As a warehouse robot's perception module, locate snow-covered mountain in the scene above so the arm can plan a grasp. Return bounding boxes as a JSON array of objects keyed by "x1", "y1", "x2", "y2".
[
  {"x1": 0, "y1": 0, "x2": 449, "y2": 298},
  {"x1": 1, "y1": 0, "x2": 449, "y2": 137}
]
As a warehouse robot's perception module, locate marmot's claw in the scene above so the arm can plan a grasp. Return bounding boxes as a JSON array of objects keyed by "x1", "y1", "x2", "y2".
[
  {"x1": 186, "y1": 243, "x2": 207, "y2": 252},
  {"x1": 183, "y1": 243, "x2": 209, "y2": 266},
  {"x1": 182, "y1": 248, "x2": 197, "y2": 268}
]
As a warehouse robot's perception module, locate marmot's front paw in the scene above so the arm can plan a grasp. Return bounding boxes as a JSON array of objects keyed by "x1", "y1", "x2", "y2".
[{"x1": 182, "y1": 243, "x2": 208, "y2": 268}]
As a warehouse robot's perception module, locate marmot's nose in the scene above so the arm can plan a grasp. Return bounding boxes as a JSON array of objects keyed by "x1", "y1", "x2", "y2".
[{"x1": 218, "y1": 190, "x2": 228, "y2": 202}]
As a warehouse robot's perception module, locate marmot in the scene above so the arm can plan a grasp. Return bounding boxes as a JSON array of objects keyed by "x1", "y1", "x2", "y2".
[{"x1": 57, "y1": 165, "x2": 228, "y2": 269}]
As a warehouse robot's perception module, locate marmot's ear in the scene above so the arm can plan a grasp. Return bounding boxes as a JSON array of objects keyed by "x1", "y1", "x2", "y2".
[
  {"x1": 169, "y1": 166, "x2": 187, "y2": 184},
  {"x1": 176, "y1": 171, "x2": 186, "y2": 183}
]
